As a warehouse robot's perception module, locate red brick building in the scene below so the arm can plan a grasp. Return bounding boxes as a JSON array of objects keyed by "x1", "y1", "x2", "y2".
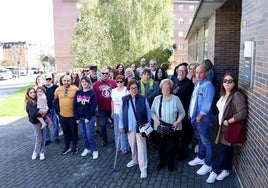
[
  {"x1": 172, "y1": 0, "x2": 199, "y2": 65},
  {"x1": 186, "y1": 0, "x2": 267, "y2": 187},
  {"x1": 53, "y1": 0, "x2": 79, "y2": 72}
]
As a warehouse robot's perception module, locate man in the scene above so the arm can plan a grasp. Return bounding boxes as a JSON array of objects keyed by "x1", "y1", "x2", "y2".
[
  {"x1": 188, "y1": 65, "x2": 215, "y2": 175},
  {"x1": 88, "y1": 65, "x2": 99, "y2": 84},
  {"x1": 136, "y1": 58, "x2": 148, "y2": 78},
  {"x1": 93, "y1": 67, "x2": 117, "y2": 147},
  {"x1": 54, "y1": 75, "x2": 78, "y2": 154},
  {"x1": 43, "y1": 73, "x2": 59, "y2": 145},
  {"x1": 172, "y1": 63, "x2": 194, "y2": 160},
  {"x1": 149, "y1": 59, "x2": 158, "y2": 79}
]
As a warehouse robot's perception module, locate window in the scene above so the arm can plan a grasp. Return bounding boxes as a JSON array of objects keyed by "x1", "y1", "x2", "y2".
[
  {"x1": 178, "y1": 32, "x2": 184, "y2": 37},
  {"x1": 189, "y1": 6, "x2": 195, "y2": 11},
  {"x1": 177, "y1": 44, "x2": 184, "y2": 50},
  {"x1": 178, "y1": 18, "x2": 184, "y2": 24},
  {"x1": 178, "y1": 5, "x2": 184, "y2": 11}
]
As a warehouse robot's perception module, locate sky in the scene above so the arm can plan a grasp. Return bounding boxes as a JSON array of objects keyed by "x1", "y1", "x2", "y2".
[{"x1": 0, "y1": 0, "x2": 54, "y2": 44}]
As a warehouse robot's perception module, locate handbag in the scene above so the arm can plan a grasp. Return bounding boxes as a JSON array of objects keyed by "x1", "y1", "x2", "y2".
[
  {"x1": 130, "y1": 97, "x2": 152, "y2": 136},
  {"x1": 224, "y1": 97, "x2": 246, "y2": 144},
  {"x1": 156, "y1": 96, "x2": 174, "y2": 136},
  {"x1": 139, "y1": 123, "x2": 153, "y2": 136}
]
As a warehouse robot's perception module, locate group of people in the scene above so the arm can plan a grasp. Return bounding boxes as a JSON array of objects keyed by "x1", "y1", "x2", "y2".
[{"x1": 25, "y1": 58, "x2": 247, "y2": 183}]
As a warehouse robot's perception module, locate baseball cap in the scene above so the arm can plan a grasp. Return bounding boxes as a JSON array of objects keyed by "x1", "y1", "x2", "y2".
[
  {"x1": 89, "y1": 65, "x2": 97, "y2": 71},
  {"x1": 44, "y1": 73, "x2": 52, "y2": 79}
]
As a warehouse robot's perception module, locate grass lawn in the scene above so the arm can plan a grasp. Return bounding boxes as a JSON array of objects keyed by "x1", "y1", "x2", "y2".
[{"x1": 0, "y1": 83, "x2": 34, "y2": 116}]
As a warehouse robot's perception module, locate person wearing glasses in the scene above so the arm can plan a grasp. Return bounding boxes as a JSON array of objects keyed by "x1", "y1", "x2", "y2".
[
  {"x1": 149, "y1": 59, "x2": 158, "y2": 79},
  {"x1": 92, "y1": 67, "x2": 117, "y2": 147},
  {"x1": 119, "y1": 80, "x2": 151, "y2": 179},
  {"x1": 206, "y1": 73, "x2": 247, "y2": 183},
  {"x1": 43, "y1": 73, "x2": 60, "y2": 146},
  {"x1": 111, "y1": 75, "x2": 130, "y2": 154},
  {"x1": 136, "y1": 57, "x2": 149, "y2": 78},
  {"x1": 188, "y1": 65, "x2": 215, "y2": 176},
  {"x1": 54, "y1": 75, "x2": 78, "y2": 155}
]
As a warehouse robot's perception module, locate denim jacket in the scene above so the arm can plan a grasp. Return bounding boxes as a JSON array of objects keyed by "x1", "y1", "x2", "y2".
[{"x1": 190, "y1": 78, "x2": 215, "y2": 124}]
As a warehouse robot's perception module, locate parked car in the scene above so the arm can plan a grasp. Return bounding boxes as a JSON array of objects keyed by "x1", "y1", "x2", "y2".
[
  {"x1": 6, "y1": 66, "x2": 27, "y2": 77},
  {"x1": 0, "y1": 68, "x2": 13, "y2": 80},
  {"x1": 28, "y1": 67, "x2": 39, "y2": 75}
]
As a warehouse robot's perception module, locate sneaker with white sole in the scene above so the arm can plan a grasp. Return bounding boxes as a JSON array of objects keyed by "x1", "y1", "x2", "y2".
[
  {"x1": 81, "y1": 149, "x2": 91, "y2": 157},
  {"x1": 126, "y1": 160, "x2": 138, "y2": 168},
  {"x1": 206, "y1": 171, "x2": 218, "y2": 183},
  {"x1": 188, "y1": 157, "x2": 204, "y2": 166},
  {"x1": 140, "y1": 170, "x2": 147, "y2": 179},
  {"x1": 216, "y1": 170, "x2": 230, "y2": 181},
  {"x1": 92, "y1": 151, "x2": 98, "y2": 159},
  {"x1": 197, "y1": 164, "x2": 212, "y2": 175},
  {"x1": 40, "y1": 153, "x2": 45, "y2": 160},
  {"x1": 31, "y1": 152, "x2": 37, "y2": 160}
]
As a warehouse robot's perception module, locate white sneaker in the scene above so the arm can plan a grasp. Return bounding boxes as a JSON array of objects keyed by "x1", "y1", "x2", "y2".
[
  {"x1": 92, "y1": 151, "x2": 98, "y2": 159},
  {"x1": 40, "y1": 153, "x2": 45, "y2": 160},
  {"x1": 197, "y1": 164, "x2": 212, "y2": 175},
  {"x1": 188, "y1": 157, "x2": 204, "y2": 166},
  {"x1": 206, "y1": 171, "x2": 218, "y2": 183},
  {"x1": 216, "y1": 170, "x2": 230, "y2": 181},
  {"x1": 126, "y1": 160, "x2": 138, "y2": 168},
  {"x1": 31, "y1": 152, "x2": 37, "y2": 160},
  {"x1": 140, "y1": 170, "x2": 147, "y2": 179},
  {"x1": 81, "y1": 149, "x2": 91, "y2": 157}
]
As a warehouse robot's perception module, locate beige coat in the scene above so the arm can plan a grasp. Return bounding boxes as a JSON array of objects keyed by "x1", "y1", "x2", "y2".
[{"x1": 215, "y1": 91, "x2": 247, "y2": 146}]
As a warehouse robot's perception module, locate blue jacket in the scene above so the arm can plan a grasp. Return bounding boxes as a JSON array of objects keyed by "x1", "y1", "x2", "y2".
[
  {"x1": 190, "y1": 78, "x2": 215, "y2": 124},
  {"x1": 121, "y1": 94, "x2": 151, "y2": 133}
]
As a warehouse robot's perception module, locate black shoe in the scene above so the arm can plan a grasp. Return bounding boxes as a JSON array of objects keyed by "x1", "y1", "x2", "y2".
[
  {"x1": 157, "y1": 163, "x2": 166, "y2": 170},
  {"x1": 45, "y1": 140, "x2": 51, "y2": 146},
  {"x1": 101, "y1": 140, "x2": 107, "y2": 147},
  {"x1": 55, "y1": 139, "x2": 60, "y2": 144},
  {"x1": 168, "y1": 166, "x2": 175, "y2": 172},
  {"x1": 62, "y1": 147, "x2": 71, "y2": 155},
  {"x1": 95, "y1": 130, "x2": 100, "y2": 135},
  {"x1": 71, "y1": 147, "x2": 78, "y2": 155}
]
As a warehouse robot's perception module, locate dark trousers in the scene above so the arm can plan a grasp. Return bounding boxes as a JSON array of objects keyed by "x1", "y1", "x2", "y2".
[
  {"x1": 213, "y1": 143, "x2": 234, "y2": 174},
  {"x1": 59, "y1": 116, "x2": 78, "y2": 149},
  {"x1": 157, "y1": 132, "x2": 176, "y2": 169}
]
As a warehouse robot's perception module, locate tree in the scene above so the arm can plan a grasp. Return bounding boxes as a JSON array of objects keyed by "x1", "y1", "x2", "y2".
[{"x1": 71, "y1": 0, "x2": 174, "y2": 68}]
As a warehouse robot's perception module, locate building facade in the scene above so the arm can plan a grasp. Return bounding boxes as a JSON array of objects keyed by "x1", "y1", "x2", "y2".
[
  {"x1": 53, "y1": 0, "x2": 79, "y2": 72},
  {"x1": 186, "y1": 0, "x2": 267, "y2": 187}
]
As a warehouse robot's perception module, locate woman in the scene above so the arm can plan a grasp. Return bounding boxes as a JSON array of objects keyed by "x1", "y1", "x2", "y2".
[
  {"x1": 34, "y1": 75, "x2": 45, "y2": 90},
  {"x1": 25, "y1": 87, "x2": 46, "y2": 160},
  {"x1": 119, "y1": 80, "x2": 151, "y2": 179},
  {"x1": 73, "y1": 76, "x2": 98, "y2": 159},
  {"x1": 139, "y1": 68, "x2": 159, "y2": 106},
  {"x1": 151, "y1": 79, "x2": 185, "y2": 172},
  {"x1": 187, "y1": 62, "x2": 199, "y2": 83},
  {"x1": 202, "y1": 59, "x2": 216, "y2": 86},
  {"x1": 154, "y1": 67, "x2": 168, "y2": 85},
  {"x1": 71, "y1": 72, "x2": 80, "y2": 87},
  {"x1": 111, "y1": 75, "x2": 130, "y2": 154},
  {"x1": 116, "y1": 63, "x2": 125, "y2": 76},
  {"x1": 130, "y1": 63, "x2": 140, "y2": 80},
  {"x1": 124, "y1": 67, "x2": 135, "y2": 86},
  {"x1": 206, "y1": 73, "x2": 247, "y2": 183}
]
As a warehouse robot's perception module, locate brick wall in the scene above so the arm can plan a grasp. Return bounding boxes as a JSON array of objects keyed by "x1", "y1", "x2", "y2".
[{"x1": 238, "y1": 0, "x2": 268, "y2": 187}]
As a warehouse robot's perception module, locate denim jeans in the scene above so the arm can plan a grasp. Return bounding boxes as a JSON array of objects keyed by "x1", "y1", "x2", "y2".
[
  {"x1": 59, "y1": 116, "x2": 77, "y2": 149},
  {"x1": 114, "y1": 114, "x2": 130, "y2": 152},
  {"x1": 213, "y1": 143, "x2": 234, "y2": 174},
  {"x1": 79, "y1": 117, "x2": 97, "y2": 152},
  {"x1": 45, "y1": 109, "x2": 59, "y2": 141},
  {"x1": 98, "y1": 109, "x2": 111, "y2": 142},
  {"x1": 192, "y1": 119, "x2": 213, "y2": 166}
]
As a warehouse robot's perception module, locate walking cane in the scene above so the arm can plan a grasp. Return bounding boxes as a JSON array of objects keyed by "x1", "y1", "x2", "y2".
[{"x1": 113, "y1": 134, "x2": 121, "y2": 173}]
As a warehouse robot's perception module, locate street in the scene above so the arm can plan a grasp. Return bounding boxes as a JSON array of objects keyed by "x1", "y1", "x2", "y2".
[{"x1": 0, "y1": 74, "x2": 37, "y2": 101}]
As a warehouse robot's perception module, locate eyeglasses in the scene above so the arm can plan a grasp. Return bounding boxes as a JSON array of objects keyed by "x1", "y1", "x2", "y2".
[
  {"x1": 116, "y1": 80, "x2": 123, "y2": 83},
  {"x1": 64, "y1": 89, "x2": 68, "y2": 96},
  {"x1": 150, "y1": 64, "x2": 156, "y2": 66},
  {"x1": 223, "y1": 79, "x2": 234, "y2": 84},
  {"x1": 102, "y1": 72, "x2": 109, "y2": 75},
  {"x1": 130, "y1": 87, "x2": 138, "y2": 90},
  {"x1": 46, "y1": 78, "x2": 52, "y2": 81}
]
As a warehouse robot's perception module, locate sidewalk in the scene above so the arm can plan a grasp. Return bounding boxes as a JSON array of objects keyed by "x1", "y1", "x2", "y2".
[{"x1": 0, "y1": 117, "x2": 242, "y2": 188}]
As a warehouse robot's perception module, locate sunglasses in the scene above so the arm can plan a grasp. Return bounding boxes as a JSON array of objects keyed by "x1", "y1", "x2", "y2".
[
  {"x1": 46, "y1": 78, "x2": 52, "y2": 81},
  {"x1": 102, "y1": 72, "x2": 109, "y2": 75},
  {"x1": 223, "y1": 79, "x2": 234, "y2": 84},
  {"x1": 116, "y1": 80, "x2": 123, "y2": 83},
  {"x1": 64, "y1": 88, "x2": 68, "y2": 96}
]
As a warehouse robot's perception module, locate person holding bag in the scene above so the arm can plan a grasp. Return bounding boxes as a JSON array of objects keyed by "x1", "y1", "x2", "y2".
[
  {"x1": 119, "y1": 80, "x2": 151, "y2": 179},
  {"x1": 206, "y1": 73, "x2": 247, "y2": 183},
  {"x1": 151, "y1": 79, "x2": 185, "y2": 172}
]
